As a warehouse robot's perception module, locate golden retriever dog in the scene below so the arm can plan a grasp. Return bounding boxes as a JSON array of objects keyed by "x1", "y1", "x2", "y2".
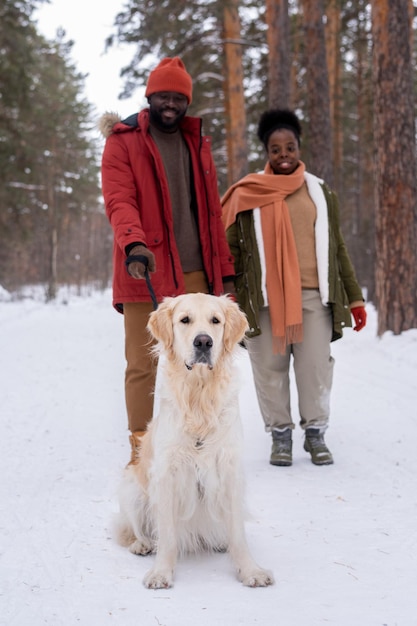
[{"x1": 116, "y1": 293, "x2": 274, "y2": 589}]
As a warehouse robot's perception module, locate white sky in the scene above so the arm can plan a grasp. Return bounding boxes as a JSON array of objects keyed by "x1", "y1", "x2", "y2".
[{"x1": 35, "y1": 0, "x2": 146, "y2": 118}]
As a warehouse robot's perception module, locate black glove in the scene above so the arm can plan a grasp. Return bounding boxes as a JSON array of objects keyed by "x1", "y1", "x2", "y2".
[{"x1": 125, "y1": 244, "x2": 156, "y2": 279}]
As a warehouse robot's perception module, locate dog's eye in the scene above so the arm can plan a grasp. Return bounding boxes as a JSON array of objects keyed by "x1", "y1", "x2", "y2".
[
  {"x1": 211, "y1": 317, "x2": 220, "y2": 324},
  {"x1": 180, "y1": 316, "x2": 190, "y2": 324}
]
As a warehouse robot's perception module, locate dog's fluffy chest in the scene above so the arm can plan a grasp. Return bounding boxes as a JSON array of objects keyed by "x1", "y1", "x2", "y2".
[
  {"x1": 150, "y1": 429, "x2": 241, "y2": 502},
  {"x1": 156, "y1": 370, "x2": 239, "y2": 439}
]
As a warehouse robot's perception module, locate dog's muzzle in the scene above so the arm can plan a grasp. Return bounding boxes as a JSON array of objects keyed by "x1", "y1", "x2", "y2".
[{"x1": 185, "y1": 333, "x2": 213, "y2": 370}]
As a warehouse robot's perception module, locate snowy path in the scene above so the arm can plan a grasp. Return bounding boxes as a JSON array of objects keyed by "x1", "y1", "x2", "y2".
[{"x1": 1, "y1": 291, "x2": 416, "y2": 625}]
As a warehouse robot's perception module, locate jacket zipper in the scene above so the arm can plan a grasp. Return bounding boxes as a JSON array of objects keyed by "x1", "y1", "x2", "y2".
[{"x1": 198, "y1": 133, "x2": 213, "y2": 294}]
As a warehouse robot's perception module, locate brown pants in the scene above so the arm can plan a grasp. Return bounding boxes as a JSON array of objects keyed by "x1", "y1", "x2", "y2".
[{"x1": 123, "y1": 271, "x2": 209, "y2": 433}]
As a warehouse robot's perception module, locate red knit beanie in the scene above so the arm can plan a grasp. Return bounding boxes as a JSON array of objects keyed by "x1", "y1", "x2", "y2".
[{"x1": 145, "y1": 57, "x2": 193, "y2": 104}]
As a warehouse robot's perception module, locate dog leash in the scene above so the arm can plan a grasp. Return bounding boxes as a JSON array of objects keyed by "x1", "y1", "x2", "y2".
[{"x1": 125, "y1": 254, "x2": 158, "y2": 310}]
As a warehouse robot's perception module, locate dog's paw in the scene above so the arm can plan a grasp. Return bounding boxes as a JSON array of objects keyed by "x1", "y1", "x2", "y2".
[
  {"x1": 240, "y1": 568, "x2": 275, "y2": 588},
  {"x1": 128, "y1": 538, "x2": 153, "y2": 556},
  {"x1": 143, "y1": 568, "x2": 173, "y2": 589}
]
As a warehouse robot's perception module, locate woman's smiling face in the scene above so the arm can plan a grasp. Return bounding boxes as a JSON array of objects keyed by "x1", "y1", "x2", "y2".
[{"x1": 266, "y1": 128, "x2": 301, "y2": 175}]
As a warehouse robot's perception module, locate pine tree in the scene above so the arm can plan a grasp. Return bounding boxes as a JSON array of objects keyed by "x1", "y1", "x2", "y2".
[{"x1": 0, "y1": 1, "x2": 103, "y2": 295}]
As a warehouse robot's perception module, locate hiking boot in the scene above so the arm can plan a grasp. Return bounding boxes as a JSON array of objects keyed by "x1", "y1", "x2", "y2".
[
  {"x1": 270, "y1": 428, "x2": 293, "y2": 466},
  {"x1": 304, "y1": 428, "x2": 334, "y2": 465}
]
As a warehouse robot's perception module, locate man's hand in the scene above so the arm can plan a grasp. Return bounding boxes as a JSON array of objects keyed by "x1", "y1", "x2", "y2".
[
  {"x1": 125, "y1": 244, "x2": 156, "y2": 279},
  {"x1": 222, "y1": 279, "x2": 237, "y2": 302}
]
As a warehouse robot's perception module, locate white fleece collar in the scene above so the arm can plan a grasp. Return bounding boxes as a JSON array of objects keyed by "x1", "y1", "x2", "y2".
[{"x1": 304, "y1": 172, "x2": 329, "y2": 305}]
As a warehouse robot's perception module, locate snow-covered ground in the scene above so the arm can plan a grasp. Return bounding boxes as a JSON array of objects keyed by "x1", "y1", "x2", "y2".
[{"x1": 1, "y1": 289, "x2": 416, "y2": 625}]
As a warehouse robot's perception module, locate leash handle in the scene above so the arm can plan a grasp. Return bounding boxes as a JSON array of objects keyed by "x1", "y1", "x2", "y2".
[{"x1": 125, "y1": 254, "x2": 158, "y2": 310}]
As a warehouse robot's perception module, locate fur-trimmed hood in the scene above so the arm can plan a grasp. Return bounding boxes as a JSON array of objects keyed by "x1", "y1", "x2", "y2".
[
  {"x1": 98, "y1": 112, "x2": 123, "y2": 138},
  {"x1": 99, "y1": 109, "x2": 206, "y2": 141}
]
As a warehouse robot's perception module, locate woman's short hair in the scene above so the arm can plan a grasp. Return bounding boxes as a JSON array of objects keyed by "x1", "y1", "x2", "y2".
[{"x1": 257, "y1": 109, "x2": 302, "y2": 148}]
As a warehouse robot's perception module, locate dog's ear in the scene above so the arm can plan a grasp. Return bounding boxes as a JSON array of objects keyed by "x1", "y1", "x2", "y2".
[
  {"x1": 147, "y1": 298, "x2": 175, "y2": 349},
  {"x1": 223, "y1": 298, "x2": 249, "y2": 352}
]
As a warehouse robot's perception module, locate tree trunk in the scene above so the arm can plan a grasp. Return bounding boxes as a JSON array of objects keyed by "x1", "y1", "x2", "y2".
[
  {"x1": 266, "y1": 0, "x2": 290, "y2": 108},
  {"x1": 46, "y1": 226, "x2": 58, "y2": 302},
  {"x1": 371, "y1": 0, "x2": 417, "y2": 335},
  {"x1": 45, "y1": 150, "x2": 58, "y2": 302},
  {"x1": 223, "y1": 0, "x2": 248, "y2": 186},
  {"x1": 300, "y1": 0, "x2": 333, "y2": 186},
  {"x1": 325, "y1": 0, "x2": 342, "y2": 190}
]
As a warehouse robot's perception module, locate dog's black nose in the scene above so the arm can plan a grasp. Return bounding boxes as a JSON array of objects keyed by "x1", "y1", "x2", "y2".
[{"x1": 193, "y1": 334, "x2": 213, "y2": 353}]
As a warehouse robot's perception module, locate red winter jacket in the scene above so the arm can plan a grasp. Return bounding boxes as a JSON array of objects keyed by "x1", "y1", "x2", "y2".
[{"x1": 100, "y1": 109, "x2": 235, "y2": 312}]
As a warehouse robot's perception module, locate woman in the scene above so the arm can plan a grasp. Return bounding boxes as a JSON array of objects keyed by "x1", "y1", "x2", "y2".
[{"x1": 221, "y1": 109, "x2": 366, "y2": 466}]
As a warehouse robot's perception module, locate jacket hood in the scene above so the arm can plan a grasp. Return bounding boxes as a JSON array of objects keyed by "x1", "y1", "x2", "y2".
[
  {"x1": 99, "y1": 109, "x2": 204, "y2": 141},
  {"x1": 98, "y1": 112, "x2": 123, "y2": 138}
]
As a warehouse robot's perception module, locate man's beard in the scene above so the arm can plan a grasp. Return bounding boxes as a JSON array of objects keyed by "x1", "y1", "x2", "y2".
[{"x1": 149, "y1": 106, "x2": 187, "y2": 132}]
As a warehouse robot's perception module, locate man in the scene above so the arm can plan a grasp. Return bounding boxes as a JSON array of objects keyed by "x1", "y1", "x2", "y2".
[{"x1": 99, "y1": 57, "x2": 235, "y2": 464}]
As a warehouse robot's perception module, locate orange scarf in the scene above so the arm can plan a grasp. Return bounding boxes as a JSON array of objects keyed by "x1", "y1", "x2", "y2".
[{"x1": 221, "y1": 162, "x2": 306, "y2": 353}]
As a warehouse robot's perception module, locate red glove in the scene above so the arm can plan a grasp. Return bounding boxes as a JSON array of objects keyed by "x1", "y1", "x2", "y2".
[{"x1": 351, "y1": 306, "x2": 367, "y2": 331}]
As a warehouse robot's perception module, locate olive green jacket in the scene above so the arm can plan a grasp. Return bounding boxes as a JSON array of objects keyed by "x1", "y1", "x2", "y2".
[{"x1": 225, "y1": 172, "x2": 364, "y2": 342}]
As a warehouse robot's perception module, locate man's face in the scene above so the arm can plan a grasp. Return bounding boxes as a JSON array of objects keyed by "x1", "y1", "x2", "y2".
[{"x1": 148, "y1": 92, "x2": 188, "y2": 132}]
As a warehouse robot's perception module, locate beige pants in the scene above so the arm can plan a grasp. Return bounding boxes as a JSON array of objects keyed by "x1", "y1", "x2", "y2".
[
  {"x1": 246, "y1": 290, "x2": 334, "y2": 433},
  {"x1": 123, "y1": 271, "x2": 209, "y2": 433}
]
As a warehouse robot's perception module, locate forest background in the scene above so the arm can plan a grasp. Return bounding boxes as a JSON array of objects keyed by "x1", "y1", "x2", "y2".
[{"x1": 1, "y1": 0, "x2": 416, "y2": 336}]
